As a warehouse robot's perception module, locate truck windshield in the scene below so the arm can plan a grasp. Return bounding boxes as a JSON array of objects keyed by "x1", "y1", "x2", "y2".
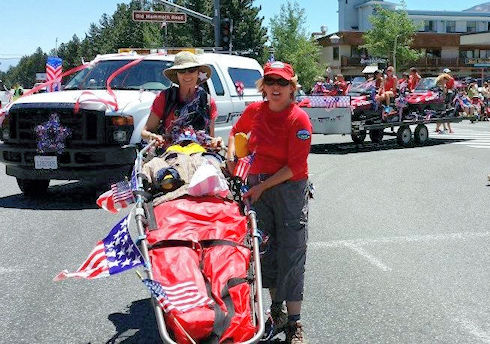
[{"x1": 64, "y1": 60, "x2": 173, "y2": 91}]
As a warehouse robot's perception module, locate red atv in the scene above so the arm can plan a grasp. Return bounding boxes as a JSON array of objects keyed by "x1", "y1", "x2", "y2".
[{"x1": 405, "y1": 77, "x2": 448, "y2": 120}]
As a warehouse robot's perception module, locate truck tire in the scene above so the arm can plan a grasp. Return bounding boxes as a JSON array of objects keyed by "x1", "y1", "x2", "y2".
[
  {"x1": 414, "y1": 124, "x2": 429, "y2": 145},
  {"x1": 351, "y1": 130, "x2": 366, "y2": 144},
  {"x1": 397, "y1": 125, "x2": 413, "y2": 147},
  {"x1": 369, "y1": 129, "x2": 384, "y2": 144},
  {"x1": 16, "y1": 178, "x2": 50, "y2": 197}
]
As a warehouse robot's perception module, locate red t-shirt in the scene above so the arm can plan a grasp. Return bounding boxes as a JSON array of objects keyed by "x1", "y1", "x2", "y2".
[
  {"x1": 384, "y1": 76, "x2": 397, "y2": 95},
  {"x1": 335, "y1": 81, "x2": 348, "y2": 95},
  {"x1": 446, "y1": 77, "x2": 455, "y2": 90},
  {"x1": 408, "y1": 74, "x2": 421, "y2": 91},
  {"x1": 231, "y1": 101, "x2": 312, "y2": 181},
  {"x1": 150, "y1": 89, "x2": 218, "y2": 132}
]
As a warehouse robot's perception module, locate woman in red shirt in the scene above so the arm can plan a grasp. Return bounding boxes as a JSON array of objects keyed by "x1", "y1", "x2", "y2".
[
  {"x1": 227, "y1": 61, "x2": 312, "y2": 343},
  {"x1": 141, "y1": 51, "x2": 218, "y2": 146},
  {"x1": 383, "y1": 66, "x2": 398, "y2": 105}
]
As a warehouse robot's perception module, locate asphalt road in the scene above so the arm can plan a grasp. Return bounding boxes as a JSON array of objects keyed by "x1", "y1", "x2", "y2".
[{"x1": 0, "y1": 121, "x2": 488, "y2": 344}]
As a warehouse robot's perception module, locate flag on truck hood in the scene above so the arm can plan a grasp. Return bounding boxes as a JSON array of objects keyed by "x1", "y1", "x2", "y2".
[{"x1": 53, "y1": 214, "x2": 143, "y2": 281}]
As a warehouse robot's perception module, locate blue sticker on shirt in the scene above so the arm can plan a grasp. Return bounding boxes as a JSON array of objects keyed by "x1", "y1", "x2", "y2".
[{"x1": 296, "y1": 129, "x2": 311, "y2": 140}]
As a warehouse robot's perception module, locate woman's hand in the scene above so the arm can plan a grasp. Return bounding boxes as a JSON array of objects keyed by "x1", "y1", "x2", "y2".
[
  {"x1": 243, "y1": 183, "x2": 265, "y2": 204},
  {"x1": 226, "y1": 159, "x2": 236, "y2": 175},
  {"x1": 210, "y1": 136, "x2": 223, "y2": 149},
  {"x1": 149, "y1": 133, "x2": 166, "y2": 147}
]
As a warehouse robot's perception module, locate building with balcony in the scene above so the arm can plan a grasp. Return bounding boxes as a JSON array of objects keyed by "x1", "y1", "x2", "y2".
[{"x1": 321, "y1": 1, "x2": 490, "y2": 78}]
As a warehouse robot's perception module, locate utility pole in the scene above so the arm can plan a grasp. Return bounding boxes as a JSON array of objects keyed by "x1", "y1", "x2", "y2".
[{"x1": 214, "y1": 0, "x2": 220, "y2": 49}]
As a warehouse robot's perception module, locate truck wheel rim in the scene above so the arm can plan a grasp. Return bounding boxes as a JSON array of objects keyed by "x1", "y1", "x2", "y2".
[
  {"x1": 403, "y1": 128, "x2": 411, "y2": 143},
  {"x1": 419, "y1": 127, "x2": 428, "y2": 142}
]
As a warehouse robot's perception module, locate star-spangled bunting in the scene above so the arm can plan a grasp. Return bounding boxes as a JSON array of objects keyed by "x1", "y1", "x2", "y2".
[
  {"x1": 53, "y1": 214, "x2": 143, "y2": 281},
  {"x1": 141, "y1": 279, "x2": 214, "y2": 313},
  {"x1": 304, "y1": 96, "x2": 351, "y2": 108},
  {"x1": 46, "y1": 56, "x2": 62, "y2": 92}
]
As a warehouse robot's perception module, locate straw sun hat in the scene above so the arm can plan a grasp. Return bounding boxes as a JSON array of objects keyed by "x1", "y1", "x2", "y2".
[{"x1": 164, "y1": 51, "x2": 212, "y2": 85}]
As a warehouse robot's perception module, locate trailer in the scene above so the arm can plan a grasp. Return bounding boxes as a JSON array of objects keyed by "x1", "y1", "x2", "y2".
[{"x1": 299, "y1": 95, "x2": 463, "y2": 147}]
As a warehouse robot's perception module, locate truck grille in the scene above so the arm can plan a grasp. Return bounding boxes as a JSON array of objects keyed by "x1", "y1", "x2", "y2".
[{"x1": 6, "y1": 103, "x2": 105, "y2": 146}]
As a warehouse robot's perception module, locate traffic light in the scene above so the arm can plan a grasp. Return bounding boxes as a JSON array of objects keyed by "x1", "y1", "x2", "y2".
[{"x1": 220, "y1": 18, "x2": 233, "y2": 49}]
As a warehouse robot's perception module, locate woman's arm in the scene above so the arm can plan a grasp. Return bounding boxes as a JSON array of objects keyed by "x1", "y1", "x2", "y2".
[{"x1": 141, "y1": 112, "x2": 166, "y2": 145}]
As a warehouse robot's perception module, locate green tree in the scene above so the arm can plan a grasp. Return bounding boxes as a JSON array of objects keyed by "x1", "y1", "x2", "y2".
[
  {"x1": 269, "y1": 1, "x2": 322, "y2": 91},
  {"x1": 362, "y1": 1, "x2": 421, "y2": 72},
  {"x1": 4, "y1": 48, "x2": 47, "y2": 88}
]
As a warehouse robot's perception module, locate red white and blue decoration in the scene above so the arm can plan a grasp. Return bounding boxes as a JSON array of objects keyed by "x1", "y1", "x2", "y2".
[
  {"x1": 141, "y1": 278, "x2": 214, "y2": 313},
  {"x1": 298, "y1": 96, "x2": 351, "y2": 108},
  {"x1": 46, "y1": 56, "x2": 62, "y2": 92},
  {"x1": 53, "y1": 215, "x2": 143, "y2": 281},
  {"x1": 34, "y1": 113, "x2": 71, "y2": 154},
  {"x1": 97, "y1": 179, "x2": 135, "y2": 214},
  {"x1": 234, "y1": 81, "x2": 245, "y2": 97},
  {"x1": 233, "y1": 153, "x2": 255, "y2": 181}
]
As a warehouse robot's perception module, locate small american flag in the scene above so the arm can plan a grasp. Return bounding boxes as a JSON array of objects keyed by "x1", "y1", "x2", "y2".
[
  {"x1": 111, "y1": 180, "x2": 135, "y2": 203},
  {"x1": 233, "y1": 154, "x2": 254, "y2": 181},
  {"x1": 141, "y1": 279, "x2": 214, "y2": 313},
  {"x1": 268, "y1": 53, "x2": 275, "y2": 63},
  {"x1": 53, "y1": 215, "x2": 143, "y2": 281},
  {"x1": 46, "y1": 56, "x2": 62, "y2": 92}
]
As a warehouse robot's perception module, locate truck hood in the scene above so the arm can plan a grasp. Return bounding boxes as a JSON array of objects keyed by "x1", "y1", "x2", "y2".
[{"x1": 11, "y1": 90, "x2": 158, "y2": 113}]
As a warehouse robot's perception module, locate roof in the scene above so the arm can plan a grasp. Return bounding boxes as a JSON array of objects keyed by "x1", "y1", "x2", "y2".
[
  {"x1": 355, "y1": 1, "x2": 397, "y2": 9},
  {"x1": 407, "y1": 9, "x2": 490, "y2": 18}
]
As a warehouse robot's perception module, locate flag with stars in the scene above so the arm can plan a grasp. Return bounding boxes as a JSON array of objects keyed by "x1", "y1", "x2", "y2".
[
  {"x1": 53, "y1": 215, "x2": 143, "y2": 281},
  {"x1": 141, "y1": 278, "x2": 214, "y2": 313}
]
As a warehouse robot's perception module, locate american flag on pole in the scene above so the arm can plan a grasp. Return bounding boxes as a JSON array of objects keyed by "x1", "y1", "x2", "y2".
[
  {"x1": 97, "y1": 180, "x2": 135, "y2": 214},
  {"x1": 233, "y1": 153, "x2": 254, "y2": 181},
  {"x1": 53, "y1": 215, "x2": 143, "y2": 281},
  {"x1": 46, "y1": 56, "x2": 62, "y2": 92},
  {"x1": 141, "y1": 278, "x2": 214, "y2": 313}
]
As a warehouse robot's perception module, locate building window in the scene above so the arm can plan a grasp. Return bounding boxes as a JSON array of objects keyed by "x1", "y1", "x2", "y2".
[
  {"x1": 424, "y1": 20, "x2": 435, "y2": 32},
  {"x1": 446, "y1": 21, "x2": 456, "y2": 33},
  {"x1": 426, "y1": 49, "x2": 441, "y2": 58},
  {"x1": 333, "y1": 47, "x2": 339, "y2": 60},
  {"x1": 467, "y1": 21, "x2": 477, "y2": 33},
  {"x1": 351, "y1": 46, "x2": 367, "y2": 58}
]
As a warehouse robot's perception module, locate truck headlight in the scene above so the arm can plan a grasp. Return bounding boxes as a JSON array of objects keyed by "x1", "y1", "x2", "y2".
[{"x1": 106, "y1": 115, "x2": 134, "y2": 145}]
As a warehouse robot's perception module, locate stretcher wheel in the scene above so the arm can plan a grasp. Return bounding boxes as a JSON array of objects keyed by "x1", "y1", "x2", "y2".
[
  {"x1": 396, "y1": 125, "x2": 413, "y2": 147},
  {"x1": 414, "y1": 124, "x2": 429, "y2": 145},
  {"x1": 351, "y1": 130, "x2": 366, "y2": 144},
  {"x1": 369, "y1": 129, "x2": 384, "y2": 144}
]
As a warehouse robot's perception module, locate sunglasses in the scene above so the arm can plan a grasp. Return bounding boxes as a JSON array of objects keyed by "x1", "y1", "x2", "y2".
[
  {"x1": 264, "y1": 77, "x2": 290, "y2": 86},
  {"x1": 176, "y1": 67, "x2": 198, "y2": 74}
]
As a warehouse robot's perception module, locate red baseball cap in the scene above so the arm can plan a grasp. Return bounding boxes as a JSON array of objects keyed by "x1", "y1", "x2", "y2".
[{"x1": 263, "y1": 61, "x2": 295, "y2": 81}]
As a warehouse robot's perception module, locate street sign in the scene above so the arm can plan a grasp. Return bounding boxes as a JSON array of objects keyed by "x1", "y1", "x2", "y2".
[{"x1": 132, "y1": 11, "x2": 187, "y2": 23}]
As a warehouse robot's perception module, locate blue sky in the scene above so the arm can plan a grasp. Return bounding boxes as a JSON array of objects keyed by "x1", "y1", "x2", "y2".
[{"x1": 0, "y1": 0, "x2": 488, "y2": 71}]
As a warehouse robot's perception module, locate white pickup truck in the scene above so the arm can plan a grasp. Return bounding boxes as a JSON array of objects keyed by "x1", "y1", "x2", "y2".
[{"x1": 0, "y1": 51, "x2": 263, "y2": 195}]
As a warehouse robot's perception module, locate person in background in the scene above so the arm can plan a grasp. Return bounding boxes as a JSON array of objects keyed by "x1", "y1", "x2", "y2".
[
  {"x1": 381, "y1": 66, "x2": 397, "y2": 105},
  {"x1": 334, "y1": 74, "x2": 349, "y2": 95},
  {"x1": 408, "y1": 67, "x2": 421, "y2": 92},
  {"x1": 141, "y1": 51, "x2": 221, "y2": 148},
  {"x1": 398, "y1": 72, "x2": 409, "y2": 90},
  {"x1": 227, "y1": 61, "x2": 312, "y2": 344}
]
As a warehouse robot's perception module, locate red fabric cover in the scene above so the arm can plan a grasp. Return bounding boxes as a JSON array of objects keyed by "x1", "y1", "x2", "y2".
[
  {"x1": 351, "y1": 95, "x2": 372, "y2": 110},
  {"x1": 146, "y1": 196, "x2": 255, "y2": 343},
  {"x1": 406, "y1": 91, "x2": 442, "y2": 105}
]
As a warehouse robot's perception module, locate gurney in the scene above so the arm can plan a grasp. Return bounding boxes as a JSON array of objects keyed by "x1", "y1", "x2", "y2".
[{"x1": 132, "y1": 141, "x2": 266, "y2": 343}]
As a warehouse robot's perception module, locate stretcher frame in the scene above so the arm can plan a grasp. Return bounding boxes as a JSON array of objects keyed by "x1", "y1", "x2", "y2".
[{"x1": 133, "y1": 141, "x2": 265, "y2": 344}]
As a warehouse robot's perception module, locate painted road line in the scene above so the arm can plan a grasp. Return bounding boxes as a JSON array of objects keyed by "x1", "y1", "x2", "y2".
[
  {"x1": 453, "y1": 317, "x2": 490, "y2": 343},
  {"x1": 344, "y1": 242, "x2": 391, "y2": 271}
]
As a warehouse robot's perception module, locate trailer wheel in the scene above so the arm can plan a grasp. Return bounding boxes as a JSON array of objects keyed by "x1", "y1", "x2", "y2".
[
  {"x1": 397, "y1": 125, "x2": 413, "y2": 147},
  {"x1": 414, "y1": 124, "x2": 429, "y2": 145},
  {"x1": 369, "y1": 129, "x2": 384, "y2": 144},
  {"x1": 16, "y1": 178, "x2": 50, "y2": 197},
  {"x1": 351, "y1": 130, "x2": 366, "y2": 144}
]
